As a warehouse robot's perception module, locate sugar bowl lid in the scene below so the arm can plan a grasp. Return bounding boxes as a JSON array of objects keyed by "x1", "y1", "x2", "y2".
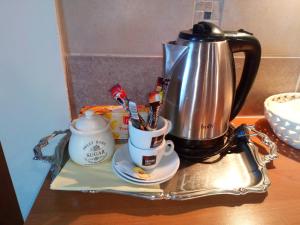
[{"x1": 74, "y1": 110, "x2": 108, "y2": 132}]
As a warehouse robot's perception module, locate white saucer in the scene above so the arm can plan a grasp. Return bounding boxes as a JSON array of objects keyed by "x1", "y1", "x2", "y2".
[
  {"x1": 112, "y1": 164, "x2": 173, "y2": 186},
  {"x1": 112, "y1": 144, "x2": 180, "y2": 186}
]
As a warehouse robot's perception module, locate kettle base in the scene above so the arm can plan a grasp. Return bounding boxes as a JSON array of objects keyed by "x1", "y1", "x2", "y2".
[{"x1": 166, "y1": 129, "x2": 233, "y2": 161}]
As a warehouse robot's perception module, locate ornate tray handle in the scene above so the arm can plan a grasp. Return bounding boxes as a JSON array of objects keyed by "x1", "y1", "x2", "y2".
[
  {"x1": 243, "y1": 125, "x2": 278, "y2": 164},
  {"x1": 33, "y1": 130, "x2": 71, "y2": 178}
]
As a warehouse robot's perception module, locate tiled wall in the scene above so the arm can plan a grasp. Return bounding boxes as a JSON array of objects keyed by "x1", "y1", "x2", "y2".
[
  {"x1": 59, "y1": 0, "x2": 195, "y2": 56},
  {"x1": 221, "y1": 0, "x2": 300, "y2": 57},
  {"x1": 58, "y1": 0, "x2": 300, "y2": 117},
  {"x1": 193, "y1": 0, "x2": 224, "y2": 25}
]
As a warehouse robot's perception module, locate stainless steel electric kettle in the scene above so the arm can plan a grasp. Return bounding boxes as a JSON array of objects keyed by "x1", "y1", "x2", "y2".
[{"x1": 162, "y1": 21, "x2": 261, "y2": 159}]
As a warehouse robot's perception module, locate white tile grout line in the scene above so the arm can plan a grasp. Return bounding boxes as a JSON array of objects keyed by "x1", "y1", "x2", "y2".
[
  {"x1": 67, "y1": 53, "x2": 163, "y2": 58},
  {"x1": 236, "y1": 56, "x2": 300, "y2": 59},
  {"x1": 294, "y1": 73, "x2": 300, "y2": 92},
  {"x1": 236, "y1": 115, "x2": 265, "y2": 118},
  {"x1": 67, "y1": 53, "x2": 300, "y2": 59}
]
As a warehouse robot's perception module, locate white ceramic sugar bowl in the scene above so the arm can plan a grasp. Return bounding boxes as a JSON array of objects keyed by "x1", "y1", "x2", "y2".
[{"x1": 69, "y1": 110, "x2": 115, "y2": 165}]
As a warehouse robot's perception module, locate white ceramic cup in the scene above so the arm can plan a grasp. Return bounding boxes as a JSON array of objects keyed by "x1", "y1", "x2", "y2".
[
  {"x1": 129, "y1": 116, "x2": 172, "y2": 149},
  {"x1": 128, "y1": 138, "x2": 174, "y2": 170}
]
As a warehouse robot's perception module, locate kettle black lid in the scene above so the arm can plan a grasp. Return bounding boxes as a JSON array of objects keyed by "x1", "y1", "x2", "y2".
[{"x1": 179, "y1": 21, "x2": 225, "y2": 41}]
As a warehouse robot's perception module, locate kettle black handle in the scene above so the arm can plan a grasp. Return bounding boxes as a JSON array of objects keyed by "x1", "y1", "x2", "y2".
[{"x1": 225, "y1": 30, "x2": 261, "y2": 120}]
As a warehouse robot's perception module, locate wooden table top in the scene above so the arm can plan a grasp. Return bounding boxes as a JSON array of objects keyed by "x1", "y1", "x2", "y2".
[{"x1": 25, "y1": 117, "x2": 300, "y2": 225}]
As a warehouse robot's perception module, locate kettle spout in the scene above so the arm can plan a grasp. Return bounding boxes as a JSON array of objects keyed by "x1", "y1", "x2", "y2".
[{"x1": 163, "y1": 42, "x2": 189, "y2": 79}]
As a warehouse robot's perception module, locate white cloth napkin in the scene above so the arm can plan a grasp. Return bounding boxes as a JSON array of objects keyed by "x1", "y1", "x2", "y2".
[{"x1": 50, "y1": 159, "x2": 163, "y2": 192}]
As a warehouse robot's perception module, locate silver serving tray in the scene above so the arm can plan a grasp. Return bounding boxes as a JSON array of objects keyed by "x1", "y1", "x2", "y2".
[{"x1": 33, "y1": 126, "x2": 278, "y2": 200}]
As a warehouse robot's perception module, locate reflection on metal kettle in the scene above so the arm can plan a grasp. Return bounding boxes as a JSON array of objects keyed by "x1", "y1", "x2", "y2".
[{"x1": 162, "y1": 21, "x2": 261, "y2": 158}]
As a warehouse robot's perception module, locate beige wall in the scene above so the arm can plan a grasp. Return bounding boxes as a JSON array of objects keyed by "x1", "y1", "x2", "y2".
[
  {"x1": 0, "y1": 0, "x2": 71, "y2": 219},
  {"x1": 59, "y1": 0, "x2": 300, "y2": 115},
  {"x1": 60, "y1": 0, "x2": 300, "y2": 57},
  {"x1": 222, "y1": 0, "x2": 300, "y2": 57},
  {"x1": 59, "y1": 0, "x2": 195, "y2": 56}
]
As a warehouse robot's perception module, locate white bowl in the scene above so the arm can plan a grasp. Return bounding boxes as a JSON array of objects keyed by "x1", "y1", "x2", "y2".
[{"x1": 264, "y1": 92, "x2": 300, "y2": 149}]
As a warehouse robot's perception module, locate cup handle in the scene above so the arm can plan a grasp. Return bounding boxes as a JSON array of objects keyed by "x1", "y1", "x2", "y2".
[
  {"x1": 164, "y1": 140, "x2": 174, "y2": 156},
  {"x1": 166, "y1": 119, "x2": 173, "y2": 133}
]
